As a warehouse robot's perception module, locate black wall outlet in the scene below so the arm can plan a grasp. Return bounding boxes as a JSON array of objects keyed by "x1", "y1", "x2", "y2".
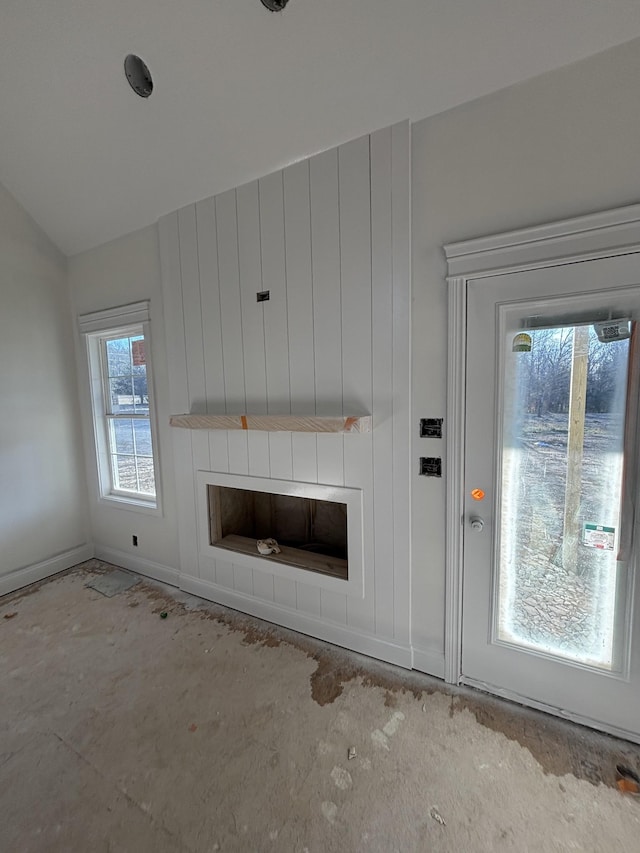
[
  {"x1": 420, "y1": 418, "x2": 443, "y2": 438},
  {"x1": 419, "y1": 457, "x2": 442, "y2": 477}
]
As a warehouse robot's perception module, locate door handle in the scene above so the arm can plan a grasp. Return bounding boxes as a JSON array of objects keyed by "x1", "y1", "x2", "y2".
[{"x1": 470, "y1": 516, "x2": 484, "y2": 531}]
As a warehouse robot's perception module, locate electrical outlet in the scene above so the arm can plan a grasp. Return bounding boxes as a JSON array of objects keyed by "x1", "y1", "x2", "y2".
[
  {"x1": 256, "y1": 291, "x2": 270, "y2": 302},
  {"x1": 132, "y1": 535, "x2": 138, "y2": 547},
  {"x1": 420, "y1": 418, "x2": 443, "y2": 438},
  {"x1": 419, "y1": 457, "x2": 442, "y2": 477}
]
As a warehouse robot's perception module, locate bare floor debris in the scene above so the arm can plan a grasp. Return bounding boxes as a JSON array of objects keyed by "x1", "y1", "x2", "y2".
[
  {"x1": 85, "y1": 568, "x2": 140, "y2": 598},
  {"x1": 616, "y1": 764, "x2": 640, "y2": 795},
  {"x1": 430, "y1": 806, "x2": 447, "y2": 826},
  {"x1": 2, "y1": 560, "x2": 640, "y2": 852}
]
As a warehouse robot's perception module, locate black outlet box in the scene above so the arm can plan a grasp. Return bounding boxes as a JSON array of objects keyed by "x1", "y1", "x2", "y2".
[
  {"x1": 419, "y1": 457, "x2": 442, "y2": 477},
  {"x1": 420, "y1": 418, "x2": 443, "y2": 438}
]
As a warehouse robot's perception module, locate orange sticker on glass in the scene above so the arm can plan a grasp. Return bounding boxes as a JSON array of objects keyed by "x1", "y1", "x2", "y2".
[{"x1": 471, "y1": 488, "x2": 485, "y2": 501}]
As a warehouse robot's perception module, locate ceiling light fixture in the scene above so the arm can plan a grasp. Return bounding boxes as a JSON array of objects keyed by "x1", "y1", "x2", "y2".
[
  {"x1": 260, "y1": 0, "x2": 289, "y2": 11},
  {"x1": 124, "y1": 54, "x2": 153, "y2": 98}
]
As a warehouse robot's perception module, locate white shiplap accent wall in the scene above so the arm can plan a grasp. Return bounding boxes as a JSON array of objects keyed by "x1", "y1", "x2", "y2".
[{"x1": 159, "y1": 122, "x2": 411, "y2": 666}]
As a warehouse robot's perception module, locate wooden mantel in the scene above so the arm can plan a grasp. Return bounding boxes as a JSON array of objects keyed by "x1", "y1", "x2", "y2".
[{"x1": 169, "y1": 414, "x2": 372, "y2": 434}]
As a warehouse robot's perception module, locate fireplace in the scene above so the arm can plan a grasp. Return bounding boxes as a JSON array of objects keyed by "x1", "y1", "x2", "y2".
[
  {"x1": 209, "y1": 485, "x2": 348, "y2": 579},
  {"x1": 197, "y1": 471, "x2": 364, "y2": 597}
]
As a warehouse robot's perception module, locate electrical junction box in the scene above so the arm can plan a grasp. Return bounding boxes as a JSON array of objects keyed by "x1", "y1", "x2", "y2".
[
  {"x1": 420, "y1": 418, "x2": 443, "y2": 438},
  {"x1": 419, "y1": 457, "x2": 442, "y2": 477}
]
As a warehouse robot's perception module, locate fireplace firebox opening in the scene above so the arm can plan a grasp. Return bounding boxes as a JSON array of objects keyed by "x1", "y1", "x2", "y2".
[{"x1": 208, "y1": 485, "x2": 348, "y2": 580}]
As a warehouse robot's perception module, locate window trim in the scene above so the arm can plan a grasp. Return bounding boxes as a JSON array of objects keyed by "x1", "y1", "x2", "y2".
[{"x1": 78, "y1": 302, "x2": 162, "y2": 515}]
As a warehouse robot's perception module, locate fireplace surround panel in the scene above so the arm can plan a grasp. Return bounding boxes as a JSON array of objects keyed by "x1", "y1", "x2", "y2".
[{"x1": 197, "y1": 471, "x2": 364, "y2": 598}]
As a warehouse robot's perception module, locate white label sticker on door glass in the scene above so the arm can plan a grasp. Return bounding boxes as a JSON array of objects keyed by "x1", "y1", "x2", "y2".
[{"x1": 583, "y1": 524, "x2": 615, "y2": 551}]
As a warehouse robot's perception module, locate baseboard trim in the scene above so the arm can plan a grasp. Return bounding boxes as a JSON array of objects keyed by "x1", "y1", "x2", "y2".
[
  {"x1": 179, "y1": 574, "x2": 413, "y2": 669},
  {"x1": 94, "y1": 546, "x2": 180, "y2": 587},
  {"x1": 0, "y1": 544, "x2": 95, "y2": 597},
  {"x1": 411, "y1": 646, "x2": 445, "y2": 679}
]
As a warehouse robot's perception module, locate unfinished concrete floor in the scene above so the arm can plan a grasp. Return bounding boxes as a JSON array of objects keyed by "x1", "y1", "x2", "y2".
[{"x1": 2, "y1": 562, "x2": 640, "y2": 852}]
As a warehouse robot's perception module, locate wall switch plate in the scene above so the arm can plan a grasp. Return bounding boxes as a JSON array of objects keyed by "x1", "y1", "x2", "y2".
[
  {"x1": 420, "y1": 418, "x2": 443, "y2": 438},
  {"x1": 256, "y1": 291, "x2": 270, "y2": 302},
  {"x1": 419, "y1": 457, "x2": 442, "y2": 477}
]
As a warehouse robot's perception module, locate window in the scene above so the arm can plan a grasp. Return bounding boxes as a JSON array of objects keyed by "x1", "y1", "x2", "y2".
[
  {"x1": 78, "y1": 302, "x2": 160, "y2": 511},
  {"x1": 102, "y1": 330, "x2": 155, "y2": 497}
]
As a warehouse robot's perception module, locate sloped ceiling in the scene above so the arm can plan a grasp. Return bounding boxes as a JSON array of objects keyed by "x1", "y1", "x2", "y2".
[{"x1": 1, "y1": 0, "x2": 640, "y2": 256}]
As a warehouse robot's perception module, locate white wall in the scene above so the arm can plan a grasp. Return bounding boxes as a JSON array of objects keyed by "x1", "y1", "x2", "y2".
[
  {"x1": 0, "y1": 182, "x2": 90, "y2": 591},
  {"x1": 59, "y1": 37, "x2": 640, "y2": 678},
  {"x1": 68, "y1": 225, "x2": 180, "y2": 581},
  {"x1": 411, "y1": 37, "x2": 640, "y2": 666},
  {"x1": 159, "y1": 123, "x2": 412, "y2": 666}
]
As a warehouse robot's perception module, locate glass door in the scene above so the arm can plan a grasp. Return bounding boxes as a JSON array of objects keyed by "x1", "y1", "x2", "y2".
[{"x1": 462, "y1": 253, "x2": 640, "y2": 740}]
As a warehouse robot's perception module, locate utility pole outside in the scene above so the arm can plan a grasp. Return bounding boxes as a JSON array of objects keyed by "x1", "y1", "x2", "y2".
[{"x1": 562, "y1": 324, "x2": 590, "y2": 573}]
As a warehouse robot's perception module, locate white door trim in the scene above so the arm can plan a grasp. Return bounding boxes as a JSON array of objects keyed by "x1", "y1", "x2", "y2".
[{"x1": 443, "y1": 202, "x2": 640, "y2": 685}]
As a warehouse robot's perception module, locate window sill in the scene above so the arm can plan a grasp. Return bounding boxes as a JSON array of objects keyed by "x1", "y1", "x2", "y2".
[{"x1": 98, "y1": 493, "x2": 162, "y2": 517}]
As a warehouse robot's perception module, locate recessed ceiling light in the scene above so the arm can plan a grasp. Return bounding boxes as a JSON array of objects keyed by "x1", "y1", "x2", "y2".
[
  {"x1": 124, "y1": 54, "x2": 153, "y2": 99},
  {"x1": 261, "y1": 0, "x2": 289, "y2": 11}
]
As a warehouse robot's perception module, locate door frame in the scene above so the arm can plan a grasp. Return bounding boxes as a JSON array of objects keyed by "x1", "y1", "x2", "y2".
[{"x1": 443, "y1": 202, "x2": 640, "y2": 699}]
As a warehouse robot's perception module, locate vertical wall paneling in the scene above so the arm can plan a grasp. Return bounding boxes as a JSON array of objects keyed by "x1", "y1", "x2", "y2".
[
  {"x1": 296, "y1": 580, "x2": 322, "y2": 617},
  {"x1": 233, "y1": 562, "x2": 254, "y2": 597},
  {"x1": 159, "y1": 213, "x2": 198, "y2": 577},
  {"x1": 178, "y1": 205, "x2": 206, "y2": 413},
  {"x1": 320, "y1": 589, "x2": 348, "y2": 627},
  {"x1": 158, "y1": 214, "x2": 189, "y2": 417},
  {"x1": 283, "y1": 160, "x2": 315, "y2": 415},
  {"x1": 216, "y1": 190, "x2": 247, "y2": 414},
  {"x1": 266, "y1": 442, "x2": 296, "y2": 605},
  {"x1": 310, "y1": 147, "x2": 343, "y2": 413},
  {"x1": 391, "y1": 121, "x2": 412, "y2": 645},
  {"x1": 195, "y1": 198, "x2": 226, "y2": 583},
  {"x1": 252, "y1": 570, "x2": 275, "y2": 603},
  {"x1": 235, "y1": 183, "x2": 265, "y2": 593},
  {"x1": 245, "y1": 435, "x2": 270, "y2": 481},
  {"x1": 316, "y1": 438, "x2": 344, "y2": 488},
  {"x1": 237, "y1": 181, "x2": 267, "y2": 414},
  {"x1": 198, "y1": 554, "x2": 217, "y2": 585},
  {"x1": 291, "y1": 437, "x2": 317, "y2": 484},
  {"x1": 338, "y1": 136, "x2": 373, "y2": 415},
  {"x1": 196, "y1": 198, "x2": 225, "y2": 412},
  {"x1": 310, "y1": 147, "x2": 345, "y2": 489},
  {"x1": 339, "y1": 135, "x2": 375, "y2": 635},
  {"x1": 273, "y1": 575, "x2": 297, "y2": 610},
  {"x1": 260, "y1": 170, "x2": 296, "y2": 606},
  {"x1": 216, "y1": 190, "x2": 249, "y2": 477},
  {"x1": 196, "y1": 197, "x2": 229, "y2": 478},
  {"x1": 159, "y1": 122, "x2": 412, "y2": 665},
  {"x1": 227, "y1": 432, "x2": 249, "y2": 475},
  {"x1": 216, "y1": 557, "x2": 234, "y2": 590},
  {"x1": 284, "y1": 159, "x2": 318, "y2": 490},
  {"x1": 178, "y1": 205, "x2": 210, "y2": 580},
  {"x1": 268, "y1": 433, "x2": 293, "y2": 482},
  {"x1": 370, "y1": 126, "x2": 395, "y2": 639},
  {"x1": 260, "y1": 171, "x2": 291, "y2": 414},
  {"x1": 310, "y1": 146, "x2": 347, "y2": 625},
  {"x1": 237, "y1": 182, "x2": 269, "y2": 487}
]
